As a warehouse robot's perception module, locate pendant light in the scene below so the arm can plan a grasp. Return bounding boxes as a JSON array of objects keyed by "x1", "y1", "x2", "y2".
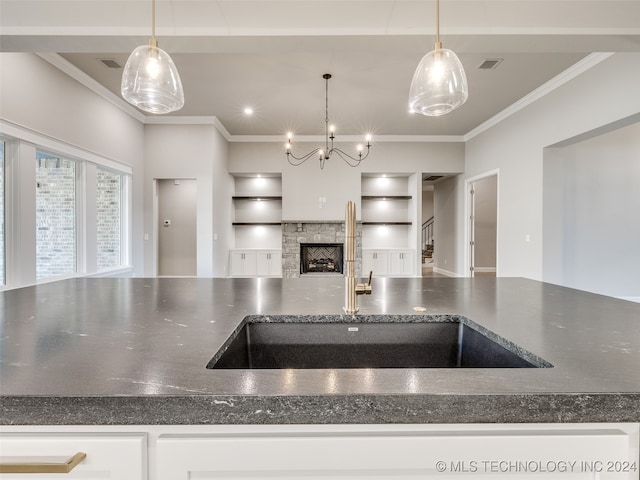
[
  {"x1": 121, "y1": 0, "x2": 184, "y2": 114},
  {"x1": 408, "y1": 0, "x2": 468, "y2": 116}
]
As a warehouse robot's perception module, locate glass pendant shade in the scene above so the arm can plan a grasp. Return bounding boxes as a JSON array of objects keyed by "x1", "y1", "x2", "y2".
[
  {"x1": 121, "y1": 43, "x2": 184, "y2": 114},
  {"x1": 408, "y1": 46, "x2": 468, "y2": 117}
]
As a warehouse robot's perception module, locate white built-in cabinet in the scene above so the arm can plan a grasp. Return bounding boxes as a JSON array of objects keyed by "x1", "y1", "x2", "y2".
[
  {"x1": 2, "y1": 424, "x2": 638, "y2": 479},
  {"x1": 362, "y1": 249, "x2": 389, "y2": 276},
  {"x1": 229, "y1": 249, "x2": 282, "y2": 277},
  {"x1": 256, "y1": 250, "x2": 282, "y2": 276},
  {"x1": 363, "y1": 249, "x2": 414, "y2": 277},
  {"x1": 230, "y1": 175, "x2": 283, "y2": 277},
  {"x1": 361, "y1": 174, "x2": 418, "y2": 277}
]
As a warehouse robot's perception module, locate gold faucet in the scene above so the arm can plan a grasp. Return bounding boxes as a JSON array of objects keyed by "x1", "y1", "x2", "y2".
[{"x1": 344, "y1": 200, "x2": 372, "y2": 314}]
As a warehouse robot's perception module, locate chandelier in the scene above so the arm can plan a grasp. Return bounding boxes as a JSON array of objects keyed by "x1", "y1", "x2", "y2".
[
  {"x1": 408, "y1": 0, "x2": 468, "y2": 116},
  {"x1": 286, "y1": 74, "x2": 372, "y2": 169},
  {"x1": 121, "y1": 0, "x2": 184, "y2": 114}
]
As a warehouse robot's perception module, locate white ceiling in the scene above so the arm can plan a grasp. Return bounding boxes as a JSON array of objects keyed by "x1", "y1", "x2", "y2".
[{"x1": 1, "y1": 0, "x2": 639, "y2": 138}]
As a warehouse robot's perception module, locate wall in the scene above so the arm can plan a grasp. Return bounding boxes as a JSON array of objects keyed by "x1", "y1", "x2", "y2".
[
  {"x1": 143, "y1": 124, "x2": 232, "y2": 277},
  {"x1": 543, "y1": 121, "x2": 640, "y2": 301},
  {"x1": 422, "y1": 188, "x2": 434, "y2": 223},
  {"x1": 461, "y1": 53, "x2": 640, "y2": 285},
  {"x1": 0, "y1": 53, "x2": 145, "y2": 282}
]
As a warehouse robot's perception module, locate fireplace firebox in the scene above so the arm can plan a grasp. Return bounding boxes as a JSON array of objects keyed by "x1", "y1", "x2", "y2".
[{"x1": 300, "y1": 243, "x2": 344, "y2": 275}]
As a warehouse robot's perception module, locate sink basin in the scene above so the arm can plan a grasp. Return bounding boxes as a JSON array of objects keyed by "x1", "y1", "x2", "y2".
[{"x1": 206, "y1": 315, "x2": 552, "y2": 369}]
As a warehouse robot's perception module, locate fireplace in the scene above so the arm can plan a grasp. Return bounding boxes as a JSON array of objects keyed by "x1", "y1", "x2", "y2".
[
  {"x1": 282, "y1": 221, "x2": 359, "y2": 278},
  {"x1": 300, "y1": 243, "x2": 344, "y2": 275}
]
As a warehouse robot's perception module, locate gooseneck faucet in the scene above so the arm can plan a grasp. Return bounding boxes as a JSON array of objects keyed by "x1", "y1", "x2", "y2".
[{"x1": 344, "y1": 200, "x2": 372, "y2": 314}]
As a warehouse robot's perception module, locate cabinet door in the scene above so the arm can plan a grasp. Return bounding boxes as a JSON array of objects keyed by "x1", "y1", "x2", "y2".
[
  {"x1": 229, "y1": 250, "x2": 257, "y2": 276},
  {"x1": 156, "y1": 428, "x2": 636, "y2": 479},
  {"x1": 362, "y1": 250, "x2": 388, "y2": 276},
  {"x1": 267, "y1": 251, "x2": 282, "y2": 276},
  {"x1": 256, "y1": 251, "x2": 282, "y2": 277},
  {"x1": 0, "y1": 433, "x2": 146, "y2": 479},
  {"x1": 389, "y1": 250, "x2": 414, "y2": 276}
]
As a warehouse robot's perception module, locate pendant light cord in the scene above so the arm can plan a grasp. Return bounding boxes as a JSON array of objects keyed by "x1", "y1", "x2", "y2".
[
  {"x1": 433, "y1": 0, "x2": 443, "y2": 50},
  {"x1": 151, "y1": 0, "x2": 156, "y2": 42},
  {"x1": 436, "y1": 0, "x2": 440, "y2": 45}
]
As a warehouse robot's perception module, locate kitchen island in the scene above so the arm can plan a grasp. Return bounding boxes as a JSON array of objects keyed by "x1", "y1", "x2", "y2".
[
  {"x1": 1, "y1": 277, "x2": 639, "y2": 478},
  {"x1": 1, "y1": 276, "x2": 639, "y2": 424}
]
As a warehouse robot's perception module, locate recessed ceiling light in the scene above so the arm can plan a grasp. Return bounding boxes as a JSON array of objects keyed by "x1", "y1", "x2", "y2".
[{"x1": 244, "y1": 107, "x2": 254, "y2": 115}]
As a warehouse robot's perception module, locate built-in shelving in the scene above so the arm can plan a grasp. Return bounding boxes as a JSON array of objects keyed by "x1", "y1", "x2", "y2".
[
  {"x1": 232, "y1": 196, "x2": 282, "y2": 200},
  {"x1": 362, "y1": 221, "x2": 412, "y2": 226},
  {"x1": 361, "y1": 195, "x2": 412, "y2": 200},
  {"x1": 360, "y1": 174, "x2": 418, "y2": 276},
  {"x1": 232, "y1": 222, "x2": 282, "y2": 226},
  {"x1": 231, "y1": 175, "x2": 283, "y2": 277}
]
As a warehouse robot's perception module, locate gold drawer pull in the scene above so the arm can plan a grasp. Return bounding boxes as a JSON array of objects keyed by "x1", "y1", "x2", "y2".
[{"x1": 0, "y1": 452, "x2": 86, "y2": 473}]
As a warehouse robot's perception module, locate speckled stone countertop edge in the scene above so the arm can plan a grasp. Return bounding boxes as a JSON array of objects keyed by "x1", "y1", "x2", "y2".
[{"x1": 2, "y1": 393, "x2": 639, "y2": 426}]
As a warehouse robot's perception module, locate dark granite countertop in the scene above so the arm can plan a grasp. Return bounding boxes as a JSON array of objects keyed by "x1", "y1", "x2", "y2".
[{"x1": 1, "y1": 277, "x2": 639, "y2": 425}]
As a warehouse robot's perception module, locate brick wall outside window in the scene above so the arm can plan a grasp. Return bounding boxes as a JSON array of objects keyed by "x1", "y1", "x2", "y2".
[
  {"x1": 36, "y1": 155, "x2": 76, "y2": 279},
  {"x1": 97, "y1": 169, "x2": 121, "y2": 269}
]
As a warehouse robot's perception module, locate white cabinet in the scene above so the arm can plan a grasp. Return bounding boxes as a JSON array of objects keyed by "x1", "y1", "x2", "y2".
[
  {"x1": 256, "y1": 250, "x2": 282, "y2": 276},
  {"x1": 362, "y1": 250, "x2": 389, "y2": 276},
  {"x1": 156, "y1": 424, "x2": 639, "y2": 480},
  {"x1": 229, "y1": 250, "x2": 257, "y2": 276},
  {"x1": 389, "y1": 250, "x2": 414, "y2": 276},
  {"x1": 2, "y1": 424, "x2": 638, "y2": 479},
  {"x1": 0, "y1": 433, "x2": 146, "y2": 479},
  {"x1": 230, "y1": 249, "x2": 281, "y2": 277},
  {"x1": 363, "y1": 249, "x2": 415, "y2": 277}
]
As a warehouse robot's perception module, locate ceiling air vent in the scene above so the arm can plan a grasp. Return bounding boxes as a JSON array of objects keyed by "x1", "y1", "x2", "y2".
[
  {"x1": 98, "y1": 58, "x2": 122, "y2": 69},
  {"x1": 424, "y1": 175, "x2": 444, "y2": 182},
  {"x1": 478, "y1": 58, "x2": 503, "y2": 70}
]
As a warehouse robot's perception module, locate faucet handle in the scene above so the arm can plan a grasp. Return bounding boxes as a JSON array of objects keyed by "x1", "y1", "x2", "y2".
[{"x1": 356, "y1": 271, "x2": 373, "y2": 295}]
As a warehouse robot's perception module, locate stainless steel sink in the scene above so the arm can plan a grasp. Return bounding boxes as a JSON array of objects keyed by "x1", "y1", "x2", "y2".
[{"x1": 206, "y1": 315, "x2": 552, "y2": 369}]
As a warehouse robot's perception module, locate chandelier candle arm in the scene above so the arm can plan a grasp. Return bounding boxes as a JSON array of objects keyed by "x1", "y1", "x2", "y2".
[{"x1": 286, "y1": 74, "x2": 372, "y2": 170}]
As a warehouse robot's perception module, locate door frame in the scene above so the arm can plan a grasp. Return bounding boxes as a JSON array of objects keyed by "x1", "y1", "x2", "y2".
[{"x1": 464, "y1": 169, "x2": 500, "y2": 277}]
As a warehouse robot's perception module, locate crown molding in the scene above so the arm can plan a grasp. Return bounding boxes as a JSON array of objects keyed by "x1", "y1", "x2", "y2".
[
  {"x1": 464, "y1": 52, "x2": 615, "y2": 142},
  {"x1": 144, "y1": 116, "x2": 232, "y2": 140},
  {"x1": 37, "y1": 52, "x2": 146, "y2": 123},
  {"x1": 231, "y1": 134, "x2": 464, "y2": 143}
]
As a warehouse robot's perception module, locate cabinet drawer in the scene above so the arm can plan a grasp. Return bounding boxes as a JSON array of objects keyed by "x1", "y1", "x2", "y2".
[
  {"x1": 0, "y1": 433, "x2": 146, "y2": 479},
  {"x1": 157, "y1": 428, "x2": 636, "y2": 479}
]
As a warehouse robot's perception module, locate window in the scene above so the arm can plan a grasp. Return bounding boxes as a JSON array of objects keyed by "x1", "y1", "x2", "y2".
[
  {"x1": 97, "y1": 168, "x2": 122, "y2": 269},
  {"x1": 36, "y1": 152, "x2": 76, "y2": 279},
  {"x1": 0, "y1": 141, "x2": 5, "y2": 285}
]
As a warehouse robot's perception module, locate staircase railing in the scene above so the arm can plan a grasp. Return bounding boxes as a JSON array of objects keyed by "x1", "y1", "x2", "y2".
[{"x1": 422, "y1": 216, "x2": 434, "y2": 249}]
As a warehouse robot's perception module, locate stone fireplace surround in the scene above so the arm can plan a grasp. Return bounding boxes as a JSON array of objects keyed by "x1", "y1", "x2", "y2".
[{"x1": 282, "y1": 221, "x2": 361, "y2": 279}]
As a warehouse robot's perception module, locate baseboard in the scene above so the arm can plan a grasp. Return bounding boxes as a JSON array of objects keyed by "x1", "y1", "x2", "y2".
[
  {"x1": 473, "y1": 267, "x2": 496, "y2": 273},
  {"x1": 433, "y1": 267, "x2": 461, "y2": 277}
]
